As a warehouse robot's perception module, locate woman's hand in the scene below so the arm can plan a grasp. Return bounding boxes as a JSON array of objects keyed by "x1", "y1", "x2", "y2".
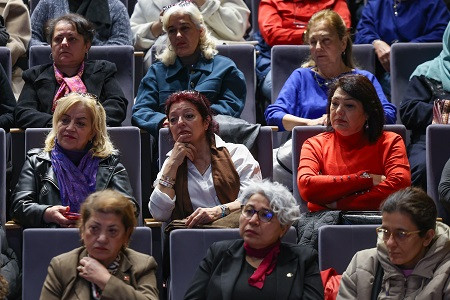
[
  {"x1": 77, "y1": 256, "x2": 111, "y2": 290},
  {"x1": 373, "y1": 40, "x2": 391, "y2": 72},
  {"x1": 307, "y1": 114, "x2": 328, "y2": 126},
  {"x1": 168, "y1": 135, "x2": 196, "y2": 168},
  {"x1": 43, "y1": 206, "x2": 77, "y2": 227},
  {"x1": 185, "y1": 206, "x2": 221, "y2": 228},
  {"x1": 369, "y1": 173, "x2": 386, "y2": 186}
]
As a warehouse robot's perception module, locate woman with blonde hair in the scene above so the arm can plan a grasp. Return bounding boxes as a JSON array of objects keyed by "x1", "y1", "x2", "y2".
[
  {"x1": 132, "y1": 1, "x2": 246, "y2": 138},
  {"x1": 11, "y1": 93, "x2": 137, "y2": 228}
]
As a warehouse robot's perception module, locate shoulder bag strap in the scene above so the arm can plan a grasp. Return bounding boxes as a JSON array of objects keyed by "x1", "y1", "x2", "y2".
[{"x1": 371, "y1": 260, "x2": 384, "y2": 300}]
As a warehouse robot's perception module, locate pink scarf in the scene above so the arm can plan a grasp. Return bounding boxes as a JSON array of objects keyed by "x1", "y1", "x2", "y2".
[
  {"x1": 52, "y1": 62, "x2": 87, "y2": 111},
  {"x1": 244, "y1": 239, "x2": 281, "y2": 289}
]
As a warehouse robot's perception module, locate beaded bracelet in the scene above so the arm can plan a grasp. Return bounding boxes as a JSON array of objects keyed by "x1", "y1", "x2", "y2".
[
  {"x1": 161, "y1": 174, "x2": 175, "y2": 185},
  {"x1": 159, "y1": 178, "x2": 174, "y2": 189}
]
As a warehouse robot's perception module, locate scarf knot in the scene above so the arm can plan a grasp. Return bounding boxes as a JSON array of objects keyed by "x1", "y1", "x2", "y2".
[
  {"x1": 52, "y1": 62, "x2": 87, "y2": 111},
  {"x1": 244, "y1": 239, "x2": 281, "y2": 289}
]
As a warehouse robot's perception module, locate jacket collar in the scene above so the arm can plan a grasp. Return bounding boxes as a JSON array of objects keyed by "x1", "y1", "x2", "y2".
[
  {"x1": 34, "y1": 60, "x2": 102, "y2": 84},
  {"x1": 165, "y1": 56, "x2": 213, "y2": 80},
  {"x1": 220, "y1": 240, "x2": 299, "y2": 299}
]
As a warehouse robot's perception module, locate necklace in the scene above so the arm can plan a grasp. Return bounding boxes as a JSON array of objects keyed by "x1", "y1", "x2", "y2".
[
  {"x1": 393, "y1": 0, "x2": 401, "y2": 17},
  {"x1": 313, "y1": 68, "x2": 353, "y2": 88}
]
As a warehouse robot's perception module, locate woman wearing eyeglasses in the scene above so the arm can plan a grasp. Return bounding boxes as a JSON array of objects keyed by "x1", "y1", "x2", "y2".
[
  {"x1": 185, "y1": 179, "x2": 324, "y2": 299},
  {"x1": 338, "y1": 187, "x2": 450, "y2": 299}
]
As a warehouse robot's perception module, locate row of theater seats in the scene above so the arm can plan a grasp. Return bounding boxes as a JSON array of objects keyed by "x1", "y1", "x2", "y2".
[
  {"x1": 18, "y1": 224, "x2": 377, "y2": 300},
  {"x1": 0, "y1": 41, "x2": 443, "y2": 127}
]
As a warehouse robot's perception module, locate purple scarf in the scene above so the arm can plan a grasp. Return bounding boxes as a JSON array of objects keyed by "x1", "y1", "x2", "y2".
[{"x1": 51, "y1": 142, "x2": 100, "y2": 212}]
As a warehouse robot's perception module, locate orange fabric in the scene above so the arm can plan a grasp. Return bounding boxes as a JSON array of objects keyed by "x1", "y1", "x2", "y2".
[
  {"x1": 320, "y1": 268, "x2": 342, "y2": 300},
  {"x1": 258, "y1": 0, "x2": 351, "y2": 47},
  {"x1": 297, "y1": 130, "x2": 411, "y2": 212}
]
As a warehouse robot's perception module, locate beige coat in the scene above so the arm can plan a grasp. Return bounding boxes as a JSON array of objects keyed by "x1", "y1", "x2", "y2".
[
  {"x1": 40, "y1": 247, "x2": 159, "y2": 300},
  {"x1": 338, "y1": 222, "x2": 450, "y2": 300}
]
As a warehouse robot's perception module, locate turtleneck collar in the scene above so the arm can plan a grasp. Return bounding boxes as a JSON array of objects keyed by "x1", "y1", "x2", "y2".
[
  {"x1": 55, "y1": 141, "x2": 91, "y2": 166},
  {"x1": 334, "y1": 129, "x2": 368, "y2": 150}
]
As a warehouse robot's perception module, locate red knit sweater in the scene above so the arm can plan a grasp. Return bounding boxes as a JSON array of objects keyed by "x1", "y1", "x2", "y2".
[{"x1": 297, "y1": 130, "x2": 411, "y2": 212}]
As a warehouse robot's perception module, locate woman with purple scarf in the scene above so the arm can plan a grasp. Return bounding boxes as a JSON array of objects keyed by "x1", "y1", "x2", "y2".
[{"x1": 10, "y1": 93, "x2": 137, "y2": 228}]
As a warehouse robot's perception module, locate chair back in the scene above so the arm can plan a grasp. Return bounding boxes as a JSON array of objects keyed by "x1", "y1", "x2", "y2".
[
  {"x1": 158, "y1": 126, "x2": 273, "y2": 179},
  {"x1": 24, "y1": 126, "x2": 143, "y2": 225},
  {"x1": 426, "y1": 124, "x2": 450, "y2": 224},
  {"x1": 0, "y1": 47, "x2": 11, "y2": 82},
  {"x1": 391, "y1": 42, "x2": 442, "y2": 123},
  {"x1": 168, "y1": 227, "x2": 296, "y2": 300},
  {"x1": 271, "y1": 44, "x2": 376, "y2": 101},
  {"x1": 22, "y1": 226, "x2": 152, "y2": 300},
  {"x1": 318, "y1": 225, "x2": 378, "y2": 273},
  {"x1": 29, "y1": 45, "x2": 135, "y2": 125},
  {"x1": 292, "y1": 125, "x2": 407, "y2": 212}
]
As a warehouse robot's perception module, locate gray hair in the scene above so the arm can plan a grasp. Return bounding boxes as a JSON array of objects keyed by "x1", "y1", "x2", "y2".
[
  {"x1": 238, "y1": 180, "x2": 300, "y2": 226},
  {"x1": 156, "y1": 2, "x2": 217, "y2": 66}
]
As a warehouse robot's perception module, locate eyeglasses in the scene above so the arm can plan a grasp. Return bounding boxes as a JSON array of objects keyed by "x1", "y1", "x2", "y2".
[
  {"x1": 162, "y1": 0, "x2": 193, "y2": 12},
  {"x1": 375, "y1": 227, "x2": 422, "y2": 242},
  {"x1": 241, "y1": 205, "x2": 274, "y2": 223}
]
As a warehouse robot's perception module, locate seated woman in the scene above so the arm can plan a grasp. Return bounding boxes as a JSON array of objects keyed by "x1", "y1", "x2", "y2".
[
  {"x1": 149, "y1": 90, "x2": 261, "y2": 227},
  {"x1": 338, "y1": 187, "x2": 450, "y2": 299},
  {"x1": 255, "y1": 0, "x2": 351, "y2": 100},
  {"x1": 298, "y1": 74, "x2": 411, "y2": 212},
  {"x1": 30, "y1": 0, "x2": 131, "y2": 46},
  {"x1": 400, "y1": 22, "x2": 450, "y2": 190},
  {"x1": 132, "y1": 1, "x2": 246, "y2": 139},
  {"x1": 11, "y1": 93, "x2": 137, "y2": 228},
  {"x1": 185, "y1": 179, "x2": 324, "y2": 299},
  {"x1": 40, "y1": 189, "x2": 159, "y2": 299},
  {"x1": 439, "y1": 157, "x2": 450, "y2": 215},
  {"x1": 15, "y1": 13, "x2": 127, "y2": 128},
  {"x1": 0, "y1": 64, "x2": 15, "y2": 131},
  {"x1": 265, "y1": 9, "x2": 396, "y2": 131},
  {"x1": 130, "y1": 0, "x2": 250, "y2": 71}
]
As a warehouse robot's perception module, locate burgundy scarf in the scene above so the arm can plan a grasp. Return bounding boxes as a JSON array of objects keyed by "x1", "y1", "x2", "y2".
[
  {"x1": 171, "y1": 143, "x2": 240, "y2": 220},
  {"x1": 244, "y1": 239, "x2": 281, "y2": 289}
]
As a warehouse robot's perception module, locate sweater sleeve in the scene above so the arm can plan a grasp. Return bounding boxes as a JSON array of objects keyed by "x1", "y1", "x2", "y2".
[
  {"x1": 399, "y1": 76, "x2": 434, "y2": 133},
  {"x1": 409, "y1": 0, "x2": 450, "y2": 43},
  {"x1": 105, "y1": 0, "x2": 132, "y2": 45},
  {"x1": 3, "y1": 0, "x2": 31, "y2": 65}
]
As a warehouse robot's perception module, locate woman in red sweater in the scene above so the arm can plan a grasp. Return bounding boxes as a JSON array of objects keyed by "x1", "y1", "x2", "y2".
[{"x1": 298, "y1": 74, "x2": 411, "y2": 212}]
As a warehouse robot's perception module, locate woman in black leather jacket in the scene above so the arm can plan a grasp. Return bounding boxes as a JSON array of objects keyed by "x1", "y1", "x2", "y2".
[{"x1": 10, "y1": 93, "x2": 137, "y2": 228}]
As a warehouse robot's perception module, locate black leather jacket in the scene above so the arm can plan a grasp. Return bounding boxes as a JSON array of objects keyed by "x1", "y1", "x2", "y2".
[{"x1": 10, "y1": 148, "x2": 138, "y2": 228}]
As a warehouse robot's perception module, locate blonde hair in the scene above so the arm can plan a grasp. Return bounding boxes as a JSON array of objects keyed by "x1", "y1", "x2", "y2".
[
  {"x1": 80, "y1": 189, "x2": 137, "y2": 243},
  {"x1": 44, "y1": 93, "x2": 115, "y2": 158},
  {"x1": 302, "y1": 9, "x2": 354, "y2": 69},
  {"x1": 156, "y1": 2, "x2": 218, "y2": 66}
]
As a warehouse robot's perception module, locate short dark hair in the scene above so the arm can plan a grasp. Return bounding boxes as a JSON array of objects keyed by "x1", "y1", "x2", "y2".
[
  {"x1": 381, "y1": 187, "x2": 437, "y2": 236},
  {"x1": 165, "y1": 90, "x2": 219, "y2": 144},
  {"x1": 326, "y1": 74, "x2": 385, "y2": 143},
  {"x1": 45, "y1": 13, "x2": 95, "y2": 44}
]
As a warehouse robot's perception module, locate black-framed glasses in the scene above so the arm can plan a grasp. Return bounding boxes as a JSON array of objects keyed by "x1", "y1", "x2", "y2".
[
  {"x1": 162, "y1": 0, "x2": 193, "y2": 12},
  {"x1": 375, "y1": 227, "x2": 422, "y2": 242},
  {"x1": 241, "y1": 205, "x2": 274, "y2": 223}
]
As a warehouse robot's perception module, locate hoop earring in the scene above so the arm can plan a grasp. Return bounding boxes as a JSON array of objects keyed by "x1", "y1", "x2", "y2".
[
  {"x1": 168, "y1": 43, "x2": 173, "y2": 51},
  {"x1": 49, "y1": 53, "x2": 53, "y2": 60},
  {"x1": 85, "y1": 52, "x2": 89, "y2": 60},
  {"x1": 365, "y1": 120, "x2": 369, "y2": 130}
]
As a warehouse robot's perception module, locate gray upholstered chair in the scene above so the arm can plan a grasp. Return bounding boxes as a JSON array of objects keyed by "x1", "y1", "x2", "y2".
[
  {"x1": 271, "y1": 44, "x2": 376, "y2": 102},
  {"x1": 390, "y1": 42, "x2": 443, "y2": 123},
  {"x1": 292, "y1": 124, "x2": 407, "y2": 211},
  {"x1": 24, "y1": 126, "x2": 143, "y2": 225},
  {"x1": 426, "y1": 124, "x2": 450, "y2": 224},
  {"x1": 318, "y1": 225, "x2": 378, "y2": 273},
  {"x1": 22, "y1": 227, "x2": 152, "y2": 300},
  {"x1": 29, "y1": 45, "x2": 135, "y2": 126},
  {"x1": 158, "y1": 126, "x2": 273, "y2": 179},
  {"x1": 168, "y1": 227, "x2": 297, "y2": 300},
  {"x1": 0, "y1": 47, "x2": 11, "y2": 82}
]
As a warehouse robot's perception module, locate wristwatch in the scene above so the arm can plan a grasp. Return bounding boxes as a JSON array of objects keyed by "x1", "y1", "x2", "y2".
[{"x1": 220, "y1": 205, "x2": 230, "y2": 218}]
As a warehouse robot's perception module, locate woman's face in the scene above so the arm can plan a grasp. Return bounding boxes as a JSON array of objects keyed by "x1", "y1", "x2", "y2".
[
  {"x1": 239, "y1": 193, "x2": 287, "y2": 249},
  {"x1": 330, "y1": 87, "x2": 367, "y2": 136},
  {"x1": 168, "y1": 100, "x2": 209, "y2": 144},
  {"x1": 381, "y1": 211, "x2": 434, "y2": 269},
  {"x1": 56, "y1": 102, "x2": 95, "y2": 151},
  {"x1": 308, "y1": 20, "x2": 346, "y2": 69},
  {"x1": 51, "y1": 21, "x2": 90, "y2": 69},
  {"x1": 82, "y1": 211, "x2": 129, "y2": 266},
  {"x1": 167, "y1": 13, "x2": 202, "y2": 57}
]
